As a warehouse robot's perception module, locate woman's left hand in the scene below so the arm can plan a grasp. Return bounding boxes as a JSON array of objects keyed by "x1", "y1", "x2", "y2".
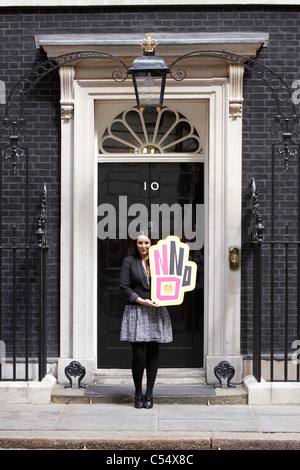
[
  {"x1": 144, "y1": 299, "x2": 159, "y2": 308},
  {"x1": 136, "y1": 297, "x2": 159, "y2": 308}
]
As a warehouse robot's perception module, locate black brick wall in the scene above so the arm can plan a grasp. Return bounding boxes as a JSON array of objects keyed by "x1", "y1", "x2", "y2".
[{"x1": 0, "y1": 5, "x2": 299, "y2": 360}]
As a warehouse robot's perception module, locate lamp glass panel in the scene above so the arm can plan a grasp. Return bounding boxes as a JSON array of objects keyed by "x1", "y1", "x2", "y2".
[{"x1": 135, "y1": 74, "x2": 163, "y2": 107}]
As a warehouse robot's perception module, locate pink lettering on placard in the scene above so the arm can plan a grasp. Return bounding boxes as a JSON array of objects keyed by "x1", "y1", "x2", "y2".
[
  {"x1": 149, "y1": 236, "x2": 197, "y2": 306},
  {"x1": 153, "y1": 243, "x2": 168, "y2": 275}
]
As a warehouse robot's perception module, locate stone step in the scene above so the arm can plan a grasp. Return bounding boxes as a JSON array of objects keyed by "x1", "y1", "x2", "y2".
[
  {"x1": 51, "y1": 383, "x2": 248, "y2": 405},
  {"x1": 94, "y1": 368, "x2": 206, "y2": 386}
]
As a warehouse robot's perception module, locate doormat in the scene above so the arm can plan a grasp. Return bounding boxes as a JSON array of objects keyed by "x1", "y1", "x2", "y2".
[{"x1": 84, "y1": 385, "x2": 216, "y2": 397}]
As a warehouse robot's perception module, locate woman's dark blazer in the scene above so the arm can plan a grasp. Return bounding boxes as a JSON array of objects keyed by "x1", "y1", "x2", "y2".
[{"x1": 120, "y1": 255, "x2": 151, "y2": 304}]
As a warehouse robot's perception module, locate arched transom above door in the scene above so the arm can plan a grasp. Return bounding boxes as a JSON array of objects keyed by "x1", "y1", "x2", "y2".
[{"x1": 98, "y1": 107, "x2": 203, "y2": 155}]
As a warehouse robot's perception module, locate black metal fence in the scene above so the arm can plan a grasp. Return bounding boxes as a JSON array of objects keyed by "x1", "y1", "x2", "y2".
[
  {"x1": 252, "y1": 238, "x2": 300, "y2": 382},
  {"x1": 0, "y1": 130, "x2": 48, "y2": 381},
  {"x1": 250, "y1": 117, "x2": 300, "y2": 382}
]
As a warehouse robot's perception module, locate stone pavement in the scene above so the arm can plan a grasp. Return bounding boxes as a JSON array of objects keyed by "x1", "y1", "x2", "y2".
[{"x1": 0, "y1": 402, "x2": 300, "y2": 450}]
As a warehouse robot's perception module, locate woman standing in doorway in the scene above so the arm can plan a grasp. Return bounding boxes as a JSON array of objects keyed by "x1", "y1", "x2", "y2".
[{"x1": 120, "y1": 232, "x2": 173, "y2": 409}]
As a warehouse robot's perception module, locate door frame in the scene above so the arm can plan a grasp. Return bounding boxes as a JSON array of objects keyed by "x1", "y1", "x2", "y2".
[{"x1": 57, "y1": 75, "x2": 243, "y2": 385}]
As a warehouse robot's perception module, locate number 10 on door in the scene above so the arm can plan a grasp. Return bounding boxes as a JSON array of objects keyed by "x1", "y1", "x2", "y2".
[{"x1": 144, "y1": 182, "x2": 159, "y2": 191}]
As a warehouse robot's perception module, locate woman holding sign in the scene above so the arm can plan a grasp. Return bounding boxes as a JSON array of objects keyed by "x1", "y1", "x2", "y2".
[{"x1": 120, "y1": 232, "x2": 173, "y2": 409}]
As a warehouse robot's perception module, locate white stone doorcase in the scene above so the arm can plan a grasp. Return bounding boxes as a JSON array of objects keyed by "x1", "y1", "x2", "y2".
[{"x1": 36, "y1": 33, "x2": 268, "y2": 385}]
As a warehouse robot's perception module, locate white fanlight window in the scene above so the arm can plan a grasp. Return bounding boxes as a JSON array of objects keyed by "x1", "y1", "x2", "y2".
[{"x1": 99, "y1": 107, "x2": 203, "y2": 155}]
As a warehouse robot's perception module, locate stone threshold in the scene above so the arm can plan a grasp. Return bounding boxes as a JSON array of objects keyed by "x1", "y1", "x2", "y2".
[{"x1": 51, "y1": 383, "x2": 248, "y2": 405}]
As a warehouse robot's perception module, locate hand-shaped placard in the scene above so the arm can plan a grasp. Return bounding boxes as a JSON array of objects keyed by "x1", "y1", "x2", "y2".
[{"x1": 149, "y1": 236, "x2": 197, "y2": 306}]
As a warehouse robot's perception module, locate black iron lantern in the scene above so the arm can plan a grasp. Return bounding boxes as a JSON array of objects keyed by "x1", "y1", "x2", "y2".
[{"x1": 129, "y1": 33, "x2": 169, "y2": 111}]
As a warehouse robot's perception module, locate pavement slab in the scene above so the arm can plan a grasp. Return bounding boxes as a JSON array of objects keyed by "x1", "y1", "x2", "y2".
[
  {"x1": 55, "y1": 403, "x2": 157, "y2": 431},
  {"x1": 158, "y1": 404, "x2": 258, "y2": 432},
  {"x1": 0, "y1": 404, "x2": 64, "y2": 431},
  {"x1": 0, "y1": 403, "x2": 300, "y2": 450},
  {"x1": 252, "y1": 406, "x2": 300, "y2": 433}
]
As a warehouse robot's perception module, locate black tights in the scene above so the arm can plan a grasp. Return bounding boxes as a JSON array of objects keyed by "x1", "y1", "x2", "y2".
[{"x1": 131, "y1": 342, "x2": 160, "y2": 399}]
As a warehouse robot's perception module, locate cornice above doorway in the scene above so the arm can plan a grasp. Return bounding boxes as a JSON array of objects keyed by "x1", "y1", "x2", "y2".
[
  {"x1": 35, "y1": 32, "x2": 269, "y2": 61},
  {"x1": 35, "y1": 32, "x2": 269, "y2": 80}
]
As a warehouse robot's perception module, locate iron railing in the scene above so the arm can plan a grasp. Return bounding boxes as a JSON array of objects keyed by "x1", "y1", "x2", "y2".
[
  {"x1": 0, "y1": 141, "x2": 48, "y2": 382},
  {"x1": 250, "y1": 176, "x2": 300, "y2": 382}
]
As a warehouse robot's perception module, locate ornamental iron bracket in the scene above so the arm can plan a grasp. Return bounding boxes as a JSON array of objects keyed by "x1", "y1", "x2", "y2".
[
  {"x1": 2, "y1": 49, "x2": 299, "y2": 174},
  {"x1": 250, "y1": 177, "x2": 265, "y2": 243},
  {"x1": 35, "y1": 184, "x2": 48, "y2": 248},
  {"x1": 272, "y1": 115, "x2": 299, "y2": 172},
  {"x1": 169, "y1": 50, "x2": 297, "y2": 118},
  {"x1": 213, "y1": 360, "x2": 236, "y2": 389},
  {"x1": 64, "y1": 360, "x2": 86, "y2": 389},
  {"x1": 2, "y1": 51, "x2": 129, "y2": 171},
  {"x1": 169, "y1": 50, "x2": 299, "y2": 172}
]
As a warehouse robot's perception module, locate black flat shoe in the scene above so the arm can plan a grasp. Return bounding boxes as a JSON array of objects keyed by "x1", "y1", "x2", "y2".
[
  {"x1": 143, "y1": 396, "x2": 153, "y2": 409},
  {"x1": 134, "y1": 396, "x2": 144, "y2": 409}
]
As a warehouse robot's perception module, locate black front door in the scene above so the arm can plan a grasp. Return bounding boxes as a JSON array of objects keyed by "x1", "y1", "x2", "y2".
[{"x1": 97, "y1": 162, "x2": 204, "y2": 368}]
